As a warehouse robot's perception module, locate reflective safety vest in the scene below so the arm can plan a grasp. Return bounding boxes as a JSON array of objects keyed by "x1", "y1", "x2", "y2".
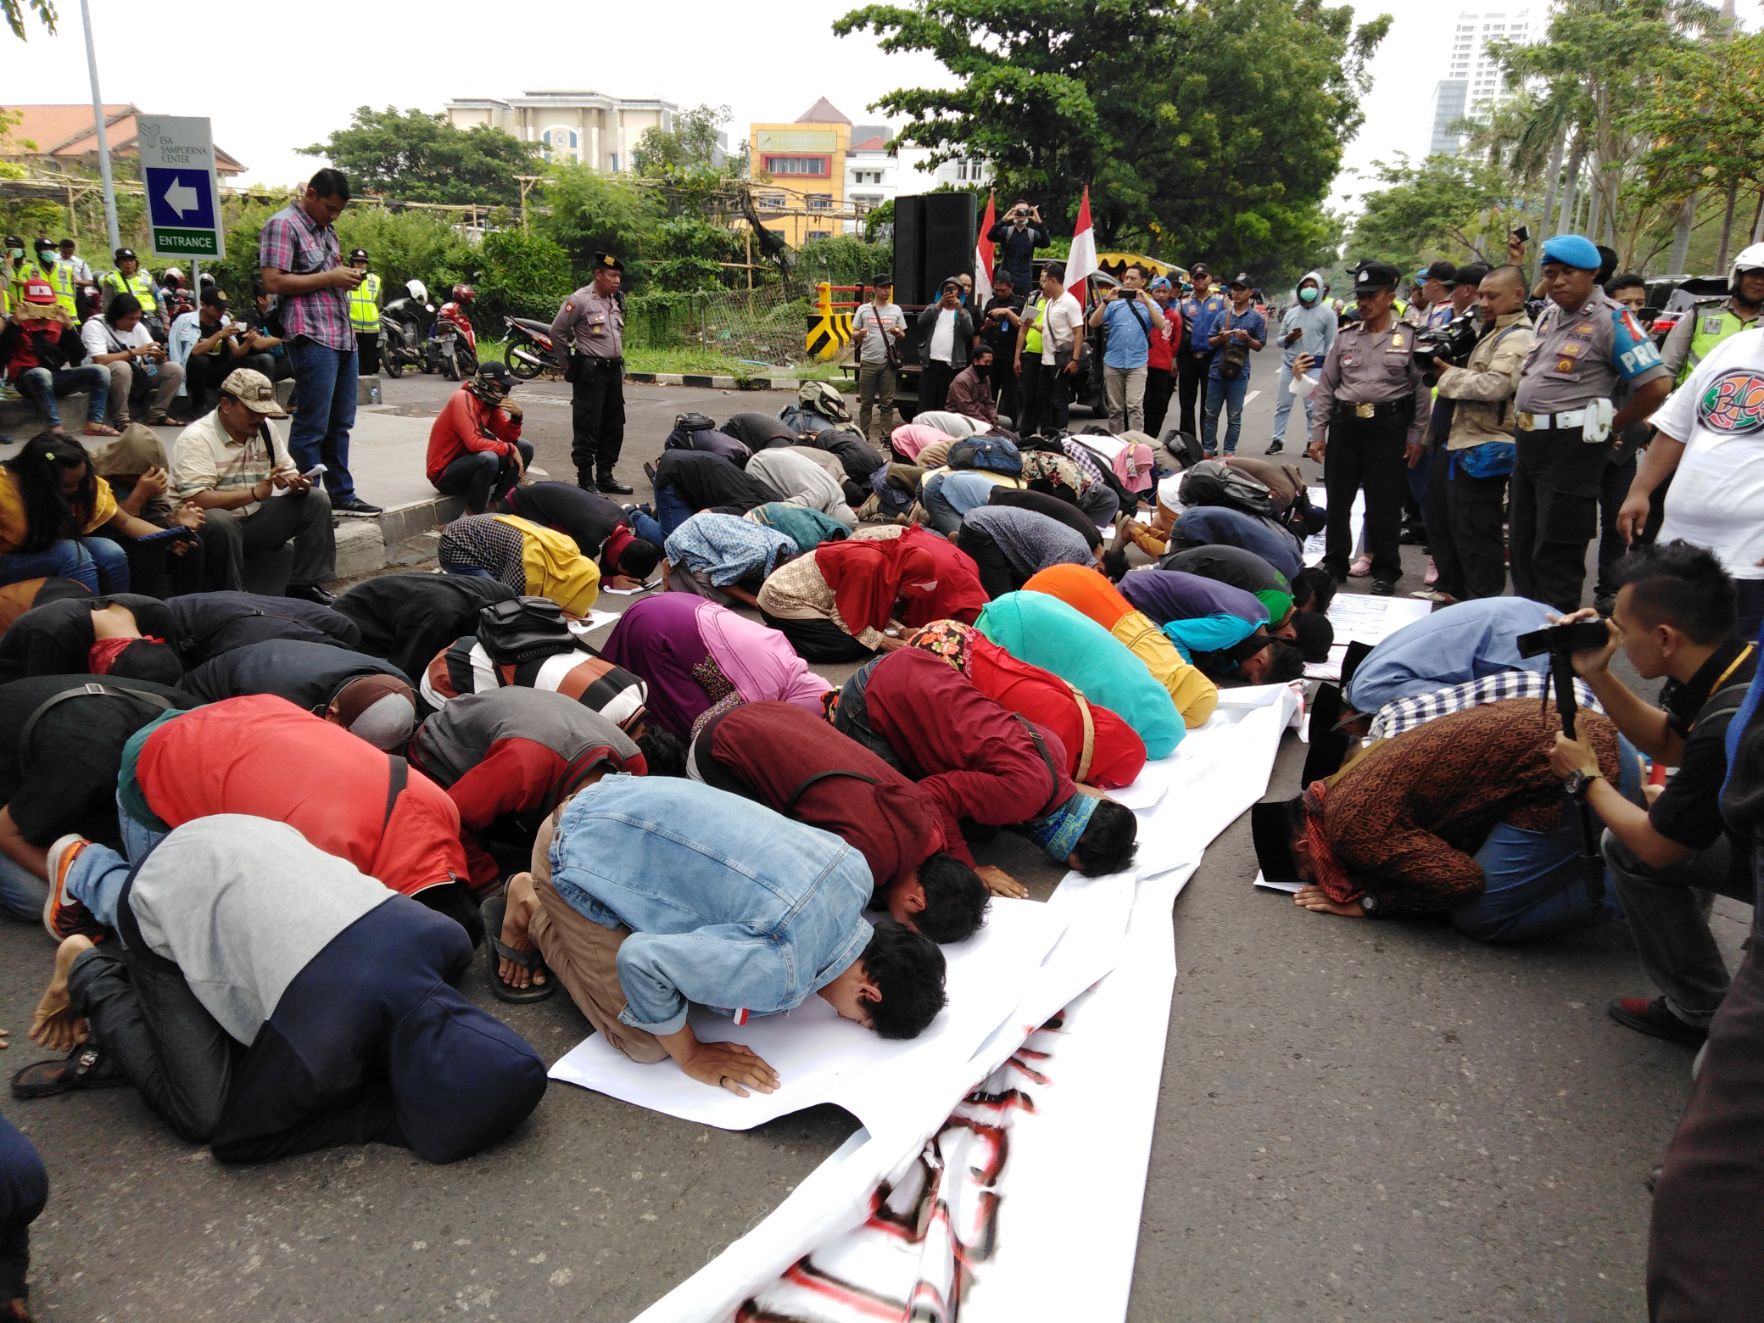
[
  {"x1": 48, "y1": 260, "x2": 78, "y2": 315},
  {"x1": 1024, "y1": 296, "x2": 1047, "y2": 355},
  {"x1": 348, "y1": 272, "x2": 382, "y2": 333},
  {"x1": 101, "y1": 269, "x2": 158, "y2": 314},
  {"x1": 1680, "y1": 302, "x2": 1763, "y2": 384}
]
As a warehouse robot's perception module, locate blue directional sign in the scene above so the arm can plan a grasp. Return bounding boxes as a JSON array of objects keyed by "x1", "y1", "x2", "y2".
[{"x1": 145, "y1": 167, "x2": 217, "y2": 230}]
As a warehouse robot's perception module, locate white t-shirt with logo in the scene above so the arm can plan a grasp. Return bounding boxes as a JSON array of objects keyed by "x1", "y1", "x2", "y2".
[
  {"x1": 928, "y1": 308, "x2": 958, "y2": 364},
  {"x1": 1653, "y1": 325, "x2": 1764, "y2": 580}
]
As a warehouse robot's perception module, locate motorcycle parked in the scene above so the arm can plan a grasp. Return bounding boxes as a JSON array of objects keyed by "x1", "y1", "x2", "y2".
[
  {"x1": 380, "y1": 280, "x2": 434, "y2": 379},
  {"x1": 433, "y1": 284, "x2": 479, "y2": 381},
  {"x1": 504, "y1": 315, "x2": 562, "y2": 380}
]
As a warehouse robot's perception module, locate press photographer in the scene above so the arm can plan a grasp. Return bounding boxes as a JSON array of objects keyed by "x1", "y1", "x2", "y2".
[{"x1": 1426, "y1": 264, "x2": 1535, "y2": 602}]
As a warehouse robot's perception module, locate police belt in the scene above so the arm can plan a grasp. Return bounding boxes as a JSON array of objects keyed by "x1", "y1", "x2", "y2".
[
  {"x1": 578, "y1": 354, "x2": 623, "y2": 370},
  {"x1": 1514, "y1": 408, "x2": 1587, "y2": 432},
  {"x1": 1334, "y1": 398, "x2": 1413, "y2": 422}
]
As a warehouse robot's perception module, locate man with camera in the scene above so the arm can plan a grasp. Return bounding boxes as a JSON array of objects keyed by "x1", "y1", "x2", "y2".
[
  {"x1": 1546, "y1": 541, "x2": 1757, "y2": 1046},
  {"x1": 1308, "y1": 261, "x2": 1433, "y2": 597},
  {"x1": 1087, "y1": 264, "x2": 1167, "y2": 434},
  {"x1": 850, "y1": 274, "x2": 906, "y2": 443},
  {"x1": 1510, "y1": 234, "x2": 1670, "y2": 612},
  {"x1": 985, "y1": 202, "x2": 1049, "y2": 293},
  {"x1": 1428, "y1": 264, "x2": 1536, "y2": 601}
]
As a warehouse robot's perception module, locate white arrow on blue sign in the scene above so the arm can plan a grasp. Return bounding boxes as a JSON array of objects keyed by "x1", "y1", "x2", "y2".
[{"x1": 145, "y1": 167, "x2": 218, "y2": 230}]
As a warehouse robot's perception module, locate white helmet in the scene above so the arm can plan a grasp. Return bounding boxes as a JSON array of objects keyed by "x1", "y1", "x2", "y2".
[
  {"x1": 406, "y1": 278, "x2": 429, "y2": 303},
  {"x1": 1731, "y1": 242, "x2": 1764, "y2": 290}
]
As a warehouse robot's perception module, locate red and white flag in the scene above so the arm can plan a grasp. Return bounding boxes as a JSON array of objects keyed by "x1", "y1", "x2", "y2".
[
  {"x1": 1066, "y1": 185, "x2": 1099, "y2": 311},
  {"x1": 974, "y1": 191, "x2": 997, "y2": 304}
]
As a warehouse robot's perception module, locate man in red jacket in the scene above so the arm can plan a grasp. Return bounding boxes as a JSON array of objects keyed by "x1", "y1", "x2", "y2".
[
  {"x1": 690, "y1": 700, "x2": 1003, "y2": 942},
  {"x1": 425, "y1": 362, "x2": 534, "y2": 514}
]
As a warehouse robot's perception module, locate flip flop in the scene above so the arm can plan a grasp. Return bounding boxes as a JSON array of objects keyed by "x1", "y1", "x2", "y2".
[
  {"x1": 11, "y1": 1044, "x2": 127, "y2": 1099},
  {"x1": 479, "y1": 892, "x2": 555, "y2": 1003}
]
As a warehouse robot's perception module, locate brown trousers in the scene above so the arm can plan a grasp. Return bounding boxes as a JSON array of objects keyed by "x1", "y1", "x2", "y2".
[{"x1": 525, "y1": 806, "x2": 667, "y2": 1064}]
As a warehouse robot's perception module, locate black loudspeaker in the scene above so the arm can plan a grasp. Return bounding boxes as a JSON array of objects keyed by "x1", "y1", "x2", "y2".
[
  {"x1": 894, "y1": 196, "x2": 925, "y2": 307},
  {"x1": 922, "y1": 193, "x2": 975, "y2": 305}
]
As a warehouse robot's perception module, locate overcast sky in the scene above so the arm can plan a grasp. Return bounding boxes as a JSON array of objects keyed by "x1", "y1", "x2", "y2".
[{"x1": 9, "y1": 0, "x2": 1441, "y2": 227}]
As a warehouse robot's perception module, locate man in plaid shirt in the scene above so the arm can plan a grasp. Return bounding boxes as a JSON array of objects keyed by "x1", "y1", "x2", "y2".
[{"x1": 258, "y1": 169, "x2": 380, "y2": 515}]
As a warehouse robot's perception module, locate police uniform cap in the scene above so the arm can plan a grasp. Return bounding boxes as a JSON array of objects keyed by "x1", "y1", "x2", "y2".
[
  {"x1": 1351, "y1": 260, "x2": 1401, "y2": 294},
  {"x1": 593, "y1": 253, "x2": 624, "y2": 272},
  {"x1": 1540, "y1": 234, "x2": 1602, "y2": 271},
  {"x1": 1423, "y1": 259, "x2": 1456, "y2": 283}
]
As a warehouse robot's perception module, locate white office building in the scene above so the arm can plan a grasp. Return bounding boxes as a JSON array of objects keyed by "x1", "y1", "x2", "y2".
[
  {"x1": 841, "y1": 133, "x2": 992, "y2": 235},
  {"x1": 1427, "y1": 4, "x2": 1544, "y2": 158},
  {"x1": 445, "y1": 91, "x2": 722, "y2": 174}
]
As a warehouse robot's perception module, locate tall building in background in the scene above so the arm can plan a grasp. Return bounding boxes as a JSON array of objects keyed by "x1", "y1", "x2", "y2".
[
  {"x1": 1427, "y1": 4, "x2": 1542, "y2": 158},
  {"x1": 444, "y1": 91, "x2": 691, "y2": 173},
  {"x1": 748, "y1": 98, "x2": 853, "y2": 246}
]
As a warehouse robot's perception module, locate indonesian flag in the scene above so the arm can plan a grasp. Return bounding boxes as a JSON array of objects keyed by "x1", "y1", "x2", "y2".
[
  {"x1": 1066, "y1": 185, "x2": 1099, "y2": 310},
  {"x1": 975, "y1": 191, "x2": 997, "y2": 304}
]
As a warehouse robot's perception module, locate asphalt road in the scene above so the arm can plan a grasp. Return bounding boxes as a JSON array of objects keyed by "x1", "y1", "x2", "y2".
[{"x1": 0, "y1": 366, "x2": 1736, "y2": 1322}]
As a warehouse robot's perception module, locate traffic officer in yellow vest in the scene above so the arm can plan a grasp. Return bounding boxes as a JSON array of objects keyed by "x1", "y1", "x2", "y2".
[
  {"x1": 1659, "y1": 243, "x2": 1764, "y2": 385},
  {"x1": 1509, "y1": 234, "x2": 1671, "y2": 612},
  {"x1": 1307, "y1": 260, "x2": 1434, "y2": 596},
  {"x1": 346, "y1": 247, "x2": 382, "y2": 375},
  {"x1": 36, "y1": 238, "x2": 78, "y2": 318},
  {"x1": 100, "y1": 248, "x2": 162, "y2": 327}
]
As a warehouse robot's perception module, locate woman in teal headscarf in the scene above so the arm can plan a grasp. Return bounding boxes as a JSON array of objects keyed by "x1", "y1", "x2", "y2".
[{"x1": 975, "y1": 590, "x2": 1184, "y2": 758}]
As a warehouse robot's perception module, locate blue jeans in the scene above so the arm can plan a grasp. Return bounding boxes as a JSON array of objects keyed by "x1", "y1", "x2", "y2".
[
  {"x1": 1450, "y1": 740, "x2": 1642, "y2": 942},
  {"x1": 0, "y1": 536, "x2": 129, "y2": 593},
  {"x1": 15, "y1": 364, "x2": 110, "y2": 428},
  {"x1": 921, "y1": 470, "x2": 996, "y2": 534},
  {"x1": 287, "y1": 339, "x2": 358, "y2": 502},
  {"x1": 1270, "y1": 361, "x2": 1313, "y2": 443},
  {"x1": 1202, "y1": 374, "x2": 1249, "y2": 454},
  {"x1": 0, "y1": 851, "x2": 47, "y2": 922},
  {"x1": 633, "y1": 481, "x2": 696, "y2": 545},
  {"x1": 0, "y1": 1108, "x2": 48, "y2": 1303}
]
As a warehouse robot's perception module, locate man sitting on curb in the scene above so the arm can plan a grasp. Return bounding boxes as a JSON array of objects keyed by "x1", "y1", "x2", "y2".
[
  {"x1": 170, "y1": 368, "x2": 336, "y2": 605},
  {"x1": 1545, "y1": 541, "x2": 1757, "y2": 1045},
  {"x1": 424, "y1": 362, "x2": 534, "y2": 516},
  {"x1": 1254, "y1": 699, "x2": 1639, "y2": 942},
  {"x1": 499, "y1": 775, "x2": 946, "y2": 1095}
]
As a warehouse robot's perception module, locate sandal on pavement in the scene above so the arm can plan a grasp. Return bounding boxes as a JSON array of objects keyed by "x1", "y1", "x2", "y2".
[
  {"x1": 11, "y1": 1044, "x2": 126, "y2": 1099},
  {"x1": 81, "y1": 422, "x2": 121, "y2": 438},
  {"x1": 480, "y1": 893, "x2": 555, "y2": 1004}
]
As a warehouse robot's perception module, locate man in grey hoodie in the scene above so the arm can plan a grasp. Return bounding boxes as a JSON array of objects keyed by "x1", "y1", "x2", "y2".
[{"x1": 1268, "y1": 271, "x2": 1336, "y2": 455}]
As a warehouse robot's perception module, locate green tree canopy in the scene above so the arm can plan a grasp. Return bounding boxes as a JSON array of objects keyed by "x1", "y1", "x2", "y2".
[
  {"x1": 301, "y1": 107, "x2": 540, "y2": 207},
  {"x1": 833, "y1": 0, "x2": 1387, "y2": 276},
  {"x1": 4, "y1": 0, "x2": 54, "y2": 40},
  {"x1": 633, "y1": 104, "x2": 729, "y2": 176},
  {"x1": 1348, "y1": 154, "x2": 1518, "y2": 268}
]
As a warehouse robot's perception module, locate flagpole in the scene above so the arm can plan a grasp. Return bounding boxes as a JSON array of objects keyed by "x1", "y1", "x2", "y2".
[{"x1": 78, "y1": 0, "x2": 123, "y2": 253}]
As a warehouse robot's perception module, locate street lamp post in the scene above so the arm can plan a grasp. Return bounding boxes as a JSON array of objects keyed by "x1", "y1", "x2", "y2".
[{"x1": 78, "y1": 0, "x2": 123, "y2": 254}]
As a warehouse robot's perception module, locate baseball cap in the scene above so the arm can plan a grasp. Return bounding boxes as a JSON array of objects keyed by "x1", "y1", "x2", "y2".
[
  {"x1": 219, "y1": 368, "x2": 289, "y2": 416},
  {"x1": 871, "y1": 272, "x2": 893, "y2": 286},
  {"x1": 1250, "y1": 800, "x2": 1305, "y2": 884},
  {"x1": 1540, "y1": 234, "x2": 1602, "y2": 271},
  {"x1": 1453, "y1": 262, "x2": 1490, "y2": 288},
  {"x1": 1149, "y1": 275, "x2": 1172, "y2": 290},
  {"x1": 20, "y1": 278, "x2": 56, "y2": 307},
  {"x1": 201, "y1": 287, "x2": 229, "y2": 308},
  {"x1": 1229, "y1": 271, "x2": 1253, "y2": 289},
  {"x1": 1423, "y1": 259, "x2": 1456, "y2": 283},
  {"x1": 114, "y1": 247, "x2": 137, "y2": 263},
  {"x1": 1351, "y1": 260, "x2": 1401, "y2": 294},
  {"x1": 1190, "y1": 262, "x2": 1211, "y2": 278}
]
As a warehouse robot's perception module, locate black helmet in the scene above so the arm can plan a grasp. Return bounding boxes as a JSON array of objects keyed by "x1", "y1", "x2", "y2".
[
  {"x1": 349, "y1": 248, "x2": 369, "y2": 264},
  {"x1": 114, "y1": 247, "x2": 138, "y2": 263},
  {"x1": 466, "y1": 360, "x2": 513, "y2": 403}
]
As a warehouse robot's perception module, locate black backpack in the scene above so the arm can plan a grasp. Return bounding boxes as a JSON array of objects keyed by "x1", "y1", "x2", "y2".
[
  {"x1": 477, "y1": 597, "x2": 578, "y2": 665},
  {"x1": 1178, "y1": 459, "x2": 1275, "y2": 519}
]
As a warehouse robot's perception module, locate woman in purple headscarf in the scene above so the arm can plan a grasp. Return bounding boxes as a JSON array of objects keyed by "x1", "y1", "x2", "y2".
[{"x1": 599, "y1": 593, "x2": 833, "y2": 740}]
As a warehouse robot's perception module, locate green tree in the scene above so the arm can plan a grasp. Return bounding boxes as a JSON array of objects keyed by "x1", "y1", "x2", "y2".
[
  {"x1": 301, "y1": 107, "x2": 540, "y2": 207},
  {"x1": 472, "y1": 228, "x2": 575, "y2": 326},
  {"x1": 4, "y1": 0, "x2": 54, "y2": 40},
  {"x1": 632, "y1": 104, "x2": 729, "y2": 176},
  {"x1": 1347, "y1": 154, "x2": 1517, "y2": 268},
  {"x1": 534, "y1": 163, "x2": 659, "y2": 272},
  {"x1": 834, "y1": 0, "x2": 1388, "y2": 275}
]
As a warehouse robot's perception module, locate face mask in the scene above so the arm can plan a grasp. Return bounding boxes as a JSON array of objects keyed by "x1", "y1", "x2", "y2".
[{"x1": 1299, "y1": 287, "x2": 1319, "y2": 305}]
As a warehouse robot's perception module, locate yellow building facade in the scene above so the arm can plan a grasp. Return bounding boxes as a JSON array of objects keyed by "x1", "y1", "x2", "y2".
[{"x1": 748, "y1": 98, "x2": 852, "y2": 247}]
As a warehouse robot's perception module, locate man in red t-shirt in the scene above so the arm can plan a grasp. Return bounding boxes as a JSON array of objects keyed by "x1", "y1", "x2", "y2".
[
  {"x1": 1145, "y1": 276, "x2": 1183, "y2": 438},
  {"x1": 425, "y1": 362, "x2": 534, "y2": 514}
]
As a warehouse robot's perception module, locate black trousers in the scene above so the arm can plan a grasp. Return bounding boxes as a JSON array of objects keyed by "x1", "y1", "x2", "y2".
[
  {"x1": 920, "y1": 360, "x2": 957, "y2": 413},
  {"x1": 1177, "y1": 349, "x2": 1213, "y2": 438},
  {"x1": 569, "y1": 358, "x2": 626, "y2": 487},
  {"x1": 1422, "y1": 444, "x2": 1463, "y2": 598},
  {"x1": 1510, "y1": 429, "x2": 1604, "y2": 612},
  {"x1": 760, "y1": 609, "x2": 874, "y2": 662},
  {"x1": 1017, "y1": 362, "x2": 1048, "y2": 435},
  {"x1": 1145, "y1": 367, "x2": 1176, "y2": 439},
  {"x1": 986, "y1": 356, "x2": 1019, "y2": 425},
  {"x1": 202, "y1": 488, "x2": 337, "y2": 591},
  {"x1": 0, "y1": 1111, "x2": 46, "y2": 1305},
  {"x1": 1323, "y1": 411, "x2": 1408, "y2": 583},
  {"x1": 958, "y1": 524, "x2": 1022, "y2": 599},
  {"x1": 1447, "y1": 462, "x2": 1510, "y2": 599},
  {"x1": 1595, "y1": 456, "x2": 1637, "y2": 597}
]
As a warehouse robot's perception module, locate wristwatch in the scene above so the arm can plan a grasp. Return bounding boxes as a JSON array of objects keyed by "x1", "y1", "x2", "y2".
[{"x1": 1564, "y1": 768, "x2": 1604, "y2": 801}]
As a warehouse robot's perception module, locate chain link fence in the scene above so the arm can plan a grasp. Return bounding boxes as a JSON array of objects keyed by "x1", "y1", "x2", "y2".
[{"x1": 626, "y1": 286, "x2": 816, "y2": 368}]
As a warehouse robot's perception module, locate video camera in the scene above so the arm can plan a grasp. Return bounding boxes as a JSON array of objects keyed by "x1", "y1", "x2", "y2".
[
  {"x1": 1413, "y1": 313, "x2": 1481, "y2": 381},
  {"x1": 1516, "y1": 621, "x2": 1610, "y2": 659},
  {"x1": 1517, "y1": 618, "x2": 1613, "y2": 902}
]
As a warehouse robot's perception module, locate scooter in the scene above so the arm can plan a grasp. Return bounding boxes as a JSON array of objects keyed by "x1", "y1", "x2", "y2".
[
  {"x1": 380, "y1": 280, "x2": 434, "y2": 379},
  {"x1": 504, "y1": 315, "x2": 561, "y2": 380},
  {"x1": 433, "y1": 285, "x2": 479, "y2": 381}
]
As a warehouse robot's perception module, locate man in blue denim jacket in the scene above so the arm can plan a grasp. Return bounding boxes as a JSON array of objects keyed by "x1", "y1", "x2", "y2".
[{"x1": 516, "y1": 775, "x2": 947, "y2": 1096}]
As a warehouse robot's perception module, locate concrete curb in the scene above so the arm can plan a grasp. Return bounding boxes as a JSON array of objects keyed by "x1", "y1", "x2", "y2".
[{"x1": 624, "y1": 372, "x2": 799, "y2": 392}]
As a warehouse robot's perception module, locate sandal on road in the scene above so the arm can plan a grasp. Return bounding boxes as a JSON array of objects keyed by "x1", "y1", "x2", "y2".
[
  {"x1": 480, "y1": 892, "x2": 554, "y2": 1004},
  {"x1": 11, "y1": 1044, "x2": 126, "y2": 1099}
]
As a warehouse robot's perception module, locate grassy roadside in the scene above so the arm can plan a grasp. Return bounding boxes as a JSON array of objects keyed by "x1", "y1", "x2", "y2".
[{"x1": 476, "y1": 337, "x2": 848, "y2": 383}]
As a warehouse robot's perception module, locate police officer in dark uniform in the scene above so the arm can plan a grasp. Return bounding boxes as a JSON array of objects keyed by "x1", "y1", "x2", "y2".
[
  {"x1": 1307, "y1": 261, "x2": 1433, "y2": 596},
  {"x1": 550, "y1": 253, "x2": 631, "y2": 494},
  {"x1": 1177, "y1": 264, "x2": 1226, "y2": 438},
  {"x1": 1510, "y1": 234, "x2": 1670, "y2": 611}
]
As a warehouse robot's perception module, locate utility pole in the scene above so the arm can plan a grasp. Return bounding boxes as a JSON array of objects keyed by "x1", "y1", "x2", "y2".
[{"x1": 78, "y1": 0, "x2": 122, "y2": 253}]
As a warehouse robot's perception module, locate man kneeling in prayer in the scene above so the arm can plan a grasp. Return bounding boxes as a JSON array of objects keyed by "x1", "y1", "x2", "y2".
[
  {"x1": 1252, "y1": 699, "x2": 1641, "y2": 942},
  {"x1": 505, "y1": 775, "x2": 947, "y2": 1095}
]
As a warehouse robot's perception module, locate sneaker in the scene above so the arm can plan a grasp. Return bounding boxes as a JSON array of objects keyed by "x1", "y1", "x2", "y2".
[
  {"x1": 1608, "y1": 995, "x2": 1708, "y2": 1045},
  {"x1": 1424, "y1": 557, "x2": 1439, "y2": 586},
  {"x1": 1349, "y1": 555, "x2": 1372, "y2": 578},
  {"x1": 1411, "y1": 588, "x2": 1456, "y2": 604},
  {"x1": 1264, "y1": 441, "x2": 1284, "y2": 455},
  {"x1": 42, "y1": 834, "x2": 98, "y2": 941},
  {"x1": 334, "y1": 497, "x2": 383, "y2": 516},
  {"x1": 854, "y1": 493, "x2": 882, "y2": 522},
  {"x1": 1593, "y1": 592, "x2": 1617, "y2": 617},
  {"x1": 1370, "y1": 579, "x2": 1395, "y2": 597}
]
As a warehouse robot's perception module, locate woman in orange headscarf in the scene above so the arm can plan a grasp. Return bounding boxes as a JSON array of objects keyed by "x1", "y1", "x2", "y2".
[
  {"x1": 1022, "y1": 563, "x2": 1219, "y2": 727},
  {"x1": 756, "y1": 526, "x2": 987, "y2": 662}
]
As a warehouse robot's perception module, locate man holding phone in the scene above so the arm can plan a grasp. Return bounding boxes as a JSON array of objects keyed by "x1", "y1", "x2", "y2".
[
  {"x1": 1088, "y1": 264, "x2": 1167, "y2": 433},
  {"x1": 985, "y1": 202, "x2": 1049, "y2": 292},
  {"x1": 171, "y1": 368, "x2": 337, "y2": 604}
]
